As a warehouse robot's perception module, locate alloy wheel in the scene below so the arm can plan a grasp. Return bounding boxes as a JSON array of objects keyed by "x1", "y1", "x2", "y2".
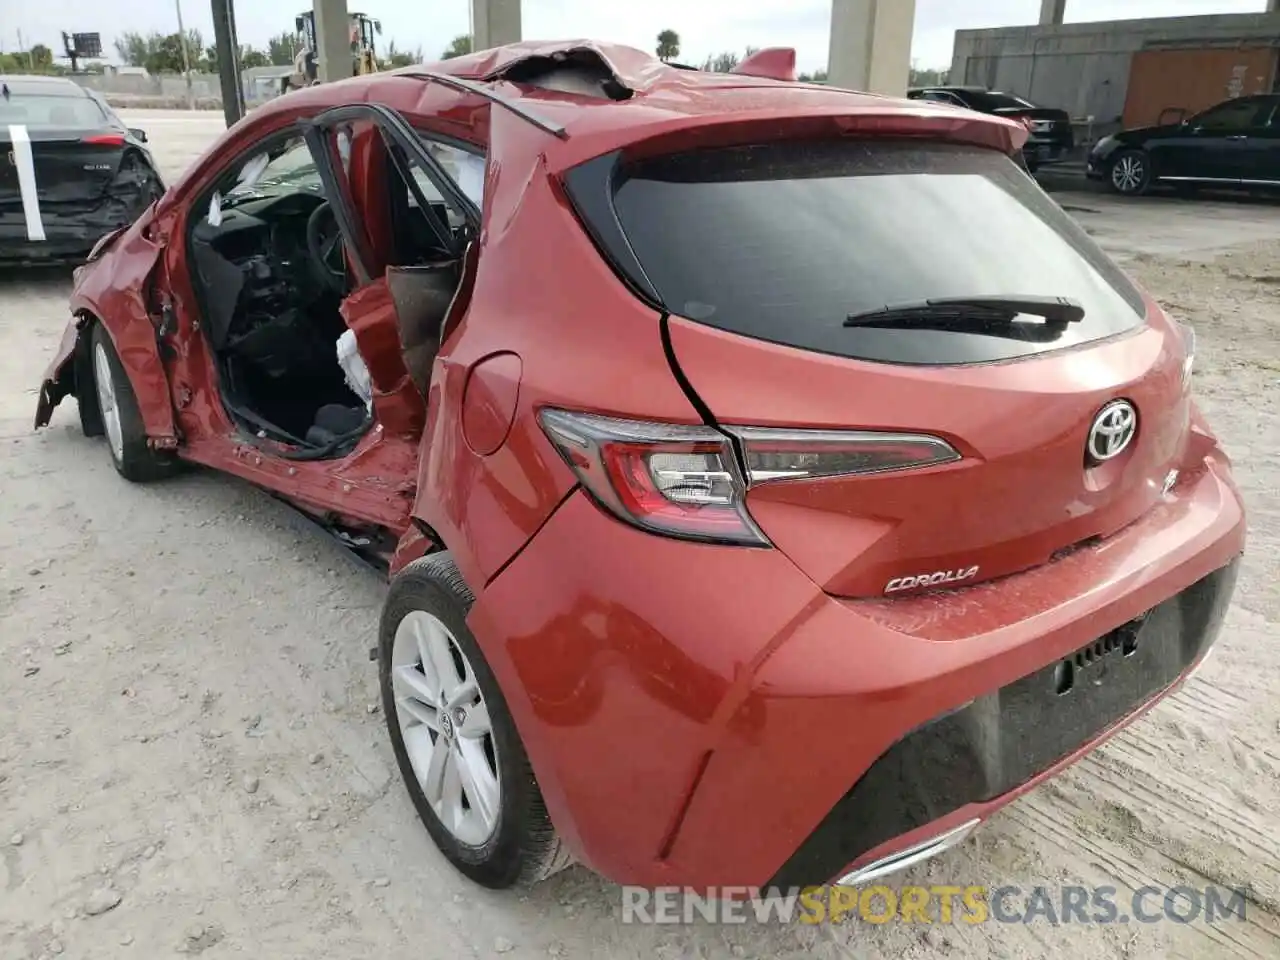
[
  {"x1": 391, "y1": 610, "x2": 501, "y2": 846},
  {"x1": 1111, "y1": 154, "x2": 1145, "y2": 194},
  {"x1": 93, "y1": 341, "x2": 124, "y2": 463}
]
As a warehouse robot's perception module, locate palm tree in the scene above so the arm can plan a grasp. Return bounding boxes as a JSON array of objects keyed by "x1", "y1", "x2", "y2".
[{"x1": 655, "y1": 29, "x2": 680, "y2": 62}]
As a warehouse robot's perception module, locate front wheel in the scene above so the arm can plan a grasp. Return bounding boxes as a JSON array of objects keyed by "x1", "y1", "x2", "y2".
[
  {"x1": 1108, "y1": 149, "x2": 1151, "y2": 196},
  {"x1": 90, "y1": 323, "x2": 176, "y2": 482},
  {"x1": 379, "y1": 553, "x2": 573, "y2": 888}
]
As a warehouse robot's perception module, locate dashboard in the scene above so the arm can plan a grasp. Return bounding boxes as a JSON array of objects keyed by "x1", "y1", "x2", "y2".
[{"x1": 189, "y1": 190, "x2": 331, "y2": 355}]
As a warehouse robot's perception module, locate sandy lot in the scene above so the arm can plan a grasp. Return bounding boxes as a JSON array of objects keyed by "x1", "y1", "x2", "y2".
[{"x1": 1, "y1": 112, "x2": 1278, "y2": 960}]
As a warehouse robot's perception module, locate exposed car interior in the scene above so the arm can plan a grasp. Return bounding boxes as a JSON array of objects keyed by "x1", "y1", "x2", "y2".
[{"x1": 185, "y1": 127, "x2": 480, "y2": 456}]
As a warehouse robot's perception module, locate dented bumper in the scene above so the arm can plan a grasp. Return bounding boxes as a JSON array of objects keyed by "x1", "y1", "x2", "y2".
[
  {"x1": 34, "y1": 314, "x2": 88, "y2": 431},
  {"x1": 0, "y1": 205, "x2": 136, "y2": 264}
]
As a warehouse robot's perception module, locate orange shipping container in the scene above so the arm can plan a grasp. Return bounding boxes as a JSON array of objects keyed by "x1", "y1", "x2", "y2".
[{"x1": 1123, "y1": 46, "x2": 1278, "y2": 128}]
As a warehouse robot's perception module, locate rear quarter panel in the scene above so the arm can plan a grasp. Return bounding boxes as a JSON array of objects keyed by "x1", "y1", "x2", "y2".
[{"x1": 411, "y1": 109, "x2": 702, "y2": 593}]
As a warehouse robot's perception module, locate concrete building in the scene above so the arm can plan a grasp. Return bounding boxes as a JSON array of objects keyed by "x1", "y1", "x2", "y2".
[
  {"x1": 827, "y1": 0, "x2": 917, "y2": 95},
  {"x1": 951, "y1": 11, "x2": 1280, "y2": 138},
  {"x1": 471, "y1": 0, "x2": 522, "y2": 52}
]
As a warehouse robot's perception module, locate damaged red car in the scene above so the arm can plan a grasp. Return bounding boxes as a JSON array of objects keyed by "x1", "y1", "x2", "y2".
[{"x1": 34, "y1": 41, "x2": 1245, "y2": 892}]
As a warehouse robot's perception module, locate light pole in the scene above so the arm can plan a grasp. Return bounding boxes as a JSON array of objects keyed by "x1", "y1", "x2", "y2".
[
  {"x1": 174, "y1": 0, "x2": 195, "y2": 109},
  {"x1": 210, "y1": 0, "x2": 244, "y2": 126}
]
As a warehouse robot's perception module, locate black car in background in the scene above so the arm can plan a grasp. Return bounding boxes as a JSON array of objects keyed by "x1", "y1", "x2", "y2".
[
  {"x1": 0, "y1": 75, "x2": 164, "y2": 264},
  {"x1": 1087, "y1": 94, "x2": 1280, "y2": 197},
  {"x1": 907, "y1": 85, "x2": 1075, "y2": 171}
]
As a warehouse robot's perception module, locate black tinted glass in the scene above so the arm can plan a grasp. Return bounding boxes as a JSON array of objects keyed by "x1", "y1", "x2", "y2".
[
  {"x1": 967, "y1": 91, "x2": 1034, "y2": 111},
  {"x1": 611, "y1": 140, "x2": 1146, "y2": 365},
  {"x1": 0, "y1": 92, "x2": 107, "y2": 129},
  {"x1": 1194, "y1": 100, "x2": 1269, "y2": 130}
]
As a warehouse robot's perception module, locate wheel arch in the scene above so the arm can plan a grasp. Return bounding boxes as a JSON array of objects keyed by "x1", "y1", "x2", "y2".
[
  {"x1": 388, "y1": 517, "x2": 448, "y2": 579},
  {"x1": 35, "y1": 307, "x2": 103, "y2": 430},
  {"x1": 72, "y1": 309, "x2": 106, "y2": 433},
  {"x1": 68, "y1": 234, "x2": 179, "y2": 444}
]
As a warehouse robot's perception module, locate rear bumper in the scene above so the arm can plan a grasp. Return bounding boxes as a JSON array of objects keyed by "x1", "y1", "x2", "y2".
[
  {"x1": 1024, "y1": 135, "x2": 1074, "y2": 166},
  {"x1": 0, "y1": 210, "x2": 136, "y2": 263},
  {"x1": 468, "y1": 447, "x2": 1245, "y2": 888},
  {"x1": 768, "y1": 557, "x2": 1237, "y2": 889}
]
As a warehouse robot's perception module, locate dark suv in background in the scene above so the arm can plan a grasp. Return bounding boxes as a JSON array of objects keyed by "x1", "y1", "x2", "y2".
[{"x1": 908, "y1": 85, "x2": 1075, "y2": 172}]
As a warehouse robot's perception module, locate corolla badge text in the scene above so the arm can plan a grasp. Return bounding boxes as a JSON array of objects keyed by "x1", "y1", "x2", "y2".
[{"x1": 885, "y1": 566, "x2": 980, "y2": 594}]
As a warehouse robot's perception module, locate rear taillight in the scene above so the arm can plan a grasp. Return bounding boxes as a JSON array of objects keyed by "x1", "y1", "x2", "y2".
[
  {"x1": 538, "y1": 409, "x2": 960, "y2": 546},
  {"x1": 728, "y1": 427, "x2": 961, "y2": 484},
  {"x1": 82, "y1": 134, "x2": 126, "y2": 146},
  {"x1": 539, "y1": 409, "x2": 766, "y2": 545}
]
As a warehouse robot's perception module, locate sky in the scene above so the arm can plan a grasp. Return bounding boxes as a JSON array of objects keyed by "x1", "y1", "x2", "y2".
[{"x1": 3, "y1": 0, "x2": 1274, "y2": 72}]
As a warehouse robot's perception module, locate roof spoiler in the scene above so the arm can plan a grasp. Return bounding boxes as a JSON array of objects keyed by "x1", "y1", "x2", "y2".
[{"x1": 730, "y1": 47, "x2": 797, "y2": 82}]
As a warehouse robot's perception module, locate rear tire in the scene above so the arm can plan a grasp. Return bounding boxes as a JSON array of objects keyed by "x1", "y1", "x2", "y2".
[
  {"x1": 379, "y1": 553, "x2": 572, "y2": 889},
  {"x1": 74, "y1": 325, "x2": 104, "y2": 438},
  {"x1": 90, "y1": 323, "x2": 176, "y2": 483},
  {"x1": 1108, "y1": 149, "x2": 1151, "y2": 196}
]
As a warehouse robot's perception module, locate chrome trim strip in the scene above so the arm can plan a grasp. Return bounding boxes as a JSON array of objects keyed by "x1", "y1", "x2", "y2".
[
  {"x1": 1184, "y1": 646, "x2": 1216, "y2": 682},
  {"x1": 835, "y1": 818, "x2": 980, "y2": 886},
  {"x1": 1162, "y1": 176, "x2": 1280, "y2": 186}
]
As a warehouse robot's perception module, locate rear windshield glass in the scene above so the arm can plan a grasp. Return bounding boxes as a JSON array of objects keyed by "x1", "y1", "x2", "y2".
[
  {"x1": 965, "y1": 91, "x2": 1035, "y2": 111},
  {"x1": 0, "y1": 92, "x2": 108, "y2": 130},
  {"x1": 610, "y1": 140, "x2": 1146, "y2": 365}
]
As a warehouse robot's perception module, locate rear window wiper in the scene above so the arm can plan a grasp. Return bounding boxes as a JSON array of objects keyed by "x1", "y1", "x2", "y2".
[{"x1": 844, "y1": 295, "x2": 1086, "y2": 328}]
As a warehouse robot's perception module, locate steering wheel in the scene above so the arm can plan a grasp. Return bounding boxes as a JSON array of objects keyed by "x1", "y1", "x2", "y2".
[{"x1": 306, "y1": 201, "x2": 348, "y2": 293}]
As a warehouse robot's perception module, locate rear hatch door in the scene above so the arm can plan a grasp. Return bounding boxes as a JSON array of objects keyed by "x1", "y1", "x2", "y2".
[
  {"x1": 604, "y1": 138, "x2": 1190, "y2": 598},
  {"x1": 2, "y1": 131, "x2": 126, "y2": 206}
]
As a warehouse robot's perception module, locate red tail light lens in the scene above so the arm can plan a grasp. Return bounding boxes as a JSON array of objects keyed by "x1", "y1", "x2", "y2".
[
  {"x1": 538, "y1": 409, "x2": 766, "y2": 545},
  {"x1": 728, "y1": 427, "x2": 961, "y2": 484},
  {"x1": 539, "y1": 409, "x2": 962, "y2": 546},
  {"x1": 82, "y1": 134, "x2": 126, "y2": 146}
]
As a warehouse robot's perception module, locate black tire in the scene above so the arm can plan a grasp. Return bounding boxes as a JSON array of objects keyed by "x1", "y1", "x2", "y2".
[
  {"x1": 73, "y1": 324, "x2": 104, "y2": 438},
  {"x1": 379, "y1": 553, "x2": 573, "y2": 888},
  {"x1": 89, "y1": 323, "x2": 176, "y2": 482},
  {"x1": 1107, "y1": 148, "x2": 1152, "y2": 196}
]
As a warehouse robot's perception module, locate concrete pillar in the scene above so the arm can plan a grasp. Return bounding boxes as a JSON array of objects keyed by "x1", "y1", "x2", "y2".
[
  {"x1": 1268, "y1": 0, "x2": 1278, "y2": 13},
  {"x1": 313, "y1": 0, "x2": 352, "y2": 82},
  {"x1": 471, "y1": 0, "x2": 522, "y2": 52},
  {"x1": 827, "y1": 0, "x2": 916, "y2": 96},
  {"x1": 1039, "y1": 0, "x2": 1067, "y2": 25}
]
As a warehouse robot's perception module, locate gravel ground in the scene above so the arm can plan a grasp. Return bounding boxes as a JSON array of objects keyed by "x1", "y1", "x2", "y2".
[{"x1": 1, "y1": 112, "x2": 1278, "y2": 960}]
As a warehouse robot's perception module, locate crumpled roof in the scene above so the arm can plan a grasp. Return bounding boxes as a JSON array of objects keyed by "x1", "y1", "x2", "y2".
[{"x1": 427, "y1": 39, "x2": 685, "y2": 94}]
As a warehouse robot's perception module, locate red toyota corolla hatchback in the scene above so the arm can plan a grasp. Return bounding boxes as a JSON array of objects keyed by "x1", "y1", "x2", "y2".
[{"x1": 34, "y1": 42, "x2": 1244, "y2": 892}]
